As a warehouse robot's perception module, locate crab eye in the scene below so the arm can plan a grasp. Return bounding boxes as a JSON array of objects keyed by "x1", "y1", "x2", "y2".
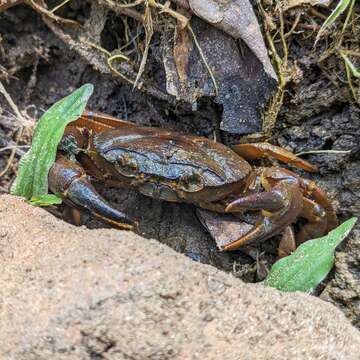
[
  {"x1": 114, "y1": 155, "x2": 139, "y2": 177},
  {"x1": 179, "y1": 173, "x2": 204, "y2": 192}
]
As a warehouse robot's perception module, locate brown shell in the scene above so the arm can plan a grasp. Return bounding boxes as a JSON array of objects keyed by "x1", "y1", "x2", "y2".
[{"x1": 93, "y1": 126, "x2": 251, "y2": 192}]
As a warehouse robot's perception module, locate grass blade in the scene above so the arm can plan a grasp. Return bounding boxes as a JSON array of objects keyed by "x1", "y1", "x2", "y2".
[
  {"x1": 316, "y1": 0, "x2": 352, "y2": 41},
  {"x1": 265, "y1": 218, "x2": 357, "y2": 293},
  {"x1": 340, "y1": 51, "x2": 360, "y2": 78},
  {"x1": 10, "y1": 84, "x2": 94, "y2": 201}
]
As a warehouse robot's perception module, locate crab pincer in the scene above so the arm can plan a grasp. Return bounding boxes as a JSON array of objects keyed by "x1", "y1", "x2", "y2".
[
  {"x1": 49, "y1": 156, "x2": 135, "y2": 230},
  {"x1": 224, "y1": 177, "x2": 303, "y2": 251}
]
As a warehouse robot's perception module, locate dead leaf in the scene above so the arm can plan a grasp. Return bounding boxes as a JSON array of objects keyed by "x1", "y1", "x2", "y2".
[
  {"x1": 174, "y1": 8, "x2": 193, "y2": 84},
  {"x1": 187, "y1": 0, "x2": 277, "y2": 80},
  {"x1": 162, "y1": 17, "x2": 277, "y2": 134},
  {"x1": 196, "y1": 208, "x2": 254, "y2": 250}
]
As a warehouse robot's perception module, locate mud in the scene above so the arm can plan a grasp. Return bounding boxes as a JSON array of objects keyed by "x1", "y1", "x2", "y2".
[{"x1": 0, "y1": 3, "x2": 360, "y2": 327}]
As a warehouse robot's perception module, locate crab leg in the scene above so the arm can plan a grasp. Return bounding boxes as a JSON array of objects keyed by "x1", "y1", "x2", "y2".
[
  {"x1": 223, "y1": 181, "x2": 303, "y2": 250},
  {"x1": 301, "y1": 178, "x2": 338, "y2": 232},
  {"x1": 223, "y1": 164, "x2": 338, "y2": 251},
  {"x1": 75, "y1": 110, "x2": 138, "y2": 133},
  {"x1": 233, "y1": 143, "x2": 317, "y2": 172},
  {"x1": 49, "y1": 156, "x2": 135, "y2": 230},
  {"x1": 278, "y1": 226, "x2": 296, "y2": 258},
  {"x1": 296, "y1": 198, "x2": 328, "y2": 244}
]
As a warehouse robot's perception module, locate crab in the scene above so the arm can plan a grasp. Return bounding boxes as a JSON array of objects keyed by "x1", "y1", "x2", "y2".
[{"x1": 49, "y1": 110, "x2": 338, "y2": 256}]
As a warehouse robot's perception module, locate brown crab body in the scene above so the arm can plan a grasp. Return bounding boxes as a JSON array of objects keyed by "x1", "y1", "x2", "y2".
[
  {"x1": 49, "y1": 111, "x2": 338, "y2": 255},
  {"x1": 90, "y1": 126, "x2": 252, "y2": 206}
]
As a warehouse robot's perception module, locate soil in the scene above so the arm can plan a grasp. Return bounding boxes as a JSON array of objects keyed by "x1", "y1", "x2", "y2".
[{"x1": 0, "y1": 1, "x2": 360, "y2": 328}]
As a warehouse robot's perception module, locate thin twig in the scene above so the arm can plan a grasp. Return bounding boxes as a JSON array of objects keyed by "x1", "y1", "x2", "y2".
[
  {"x1": 107, "y1": 54, "x2": 136, "y2": 85},
  {"x1": 28, "y1": 0, "x2": 80, "y2": 27},
  {"x1": 0, "y1": 81, "x2": 28, "y2": 177},
  {"x1": 50, "y1": 0, "x2": 72, "y2": 13},
  {"x1": 285, "y1": 12, "x2": 301, "y2": 39},
  {"x1": 84, "y1": 41, "x2": 112, "y2": 57},
  {"x1": 279, "y1": 9, "x2": 288, "y2": 68},
  {"x1": 341, "y1": 50, "x2": 360, "y2": 58},
  {"x1": 149, "y1": 0, "x2": 189, "y2": 29},
  {"x1": 340, "y1": 0, "x2": 356, "y2": 40},
  {"x1": 0, "y1": 0, "x2": 23, "y2": 12},
  {"x1": 343, "y1": 59, "x2": 358, "y2": 103},
  {"x1": 296, "y1": 150, "x2": 352, "y2": 156},
  {"x1": 0, "y1": 145, "x2": 29, "y2": 153},
  {"x1": 0, "y1": 81, "x2": 27, "y2": 126},
  {"x1": 134, "y1": 0, "x2": 153, "y2": 88},
  {"x1": 98, "y1": 0, "x2": 145, "y2": 23},
  {"x1": 309, "y1": 8, "x2": 328, "y2": 21},
  {"x1": 257, "y1": 2, "x2": 288, "y2": 135},
  {"x1": 104, "y1": 0, "x2": 144, "y2": 9},
  {"x1": 0, "y1": 126, "x2": 24, "y2": 177},
  {"x1": 187, "y1": 24, "x2": 219, "y2": 96}
]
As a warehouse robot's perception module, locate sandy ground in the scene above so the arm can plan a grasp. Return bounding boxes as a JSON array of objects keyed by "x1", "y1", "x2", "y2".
[{"x1": 1, "y1": 195, "x2": 360, "y2": 359}]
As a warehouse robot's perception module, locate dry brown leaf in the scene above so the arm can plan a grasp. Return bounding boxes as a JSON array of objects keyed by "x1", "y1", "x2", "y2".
[
  {"x1": 173, "y1": 8, "x2": 193, "y2": 84},
  {"x1": 187, "y1": 0, "x2": 277, "y2": 80},
  {"x1": 162, "y1": 17, "x2": 277, "y2": 134}
]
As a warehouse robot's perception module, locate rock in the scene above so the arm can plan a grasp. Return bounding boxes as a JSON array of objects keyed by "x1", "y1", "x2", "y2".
[
  {"x1": 321, "y1": 227, "x2": 360, "y2": 328},
  {"x1": 278, "y1": 104, "x2": 360, "y2": 327},
  {"x1": 0, "y1": 195, "x2": 360, "y2": 359}
]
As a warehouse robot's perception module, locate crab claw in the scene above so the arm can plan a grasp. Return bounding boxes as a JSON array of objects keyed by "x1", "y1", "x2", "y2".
[
  {"x1": 223, "y1": 182, "x2": 303, "y2": 250},
  {"x1": 225, "y1": 187, "x2": 285, "y2": 213},
  {"x1": 49, "y1": 156, "x2": 135, "y2": 230}
]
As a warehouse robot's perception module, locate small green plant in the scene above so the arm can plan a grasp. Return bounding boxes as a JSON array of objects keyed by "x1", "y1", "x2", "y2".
[
  {"x1": 265, "y1": 218, "x2": 357, "y2": 293},
  {"x1": 317, "y1": 0, "x2": 359, "y2": 101},
  {"x1": 340, "y1": 51, "x2": 360, "y2": 78},
  {"x1": 317, "y1": 0, "x2": 355, "y2": 39},
  {"x1": 10, "y1": 84, "x2": 93, "y2": 206}
]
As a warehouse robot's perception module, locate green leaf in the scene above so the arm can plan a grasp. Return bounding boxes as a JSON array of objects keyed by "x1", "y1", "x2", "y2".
[
  {"x1": 265, "y1": 218, "x2": 357, "y2": 293},
  {"x1": 316, "y1": 0, "x2": 352, "y2": 40},
  {"x1": 10, "y1": 84, "x2": 94, "y2": 200},
  {"x1": 340, "y1": 51, "x2": 360, "y2": 78},
  {"x1": 29, "y1": 194, "x2": 63, "y2": 207}
]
